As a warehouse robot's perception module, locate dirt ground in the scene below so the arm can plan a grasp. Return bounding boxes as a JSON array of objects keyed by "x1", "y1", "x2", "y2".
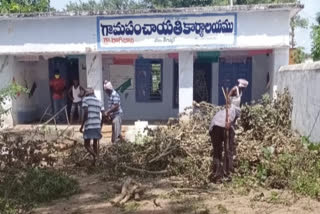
[
  {"x1": 32, "y1": 172, "x2": 320, "y2": 214},
  {"x1": 3, "y1": 127, "x2": 319, "y2": 214}
]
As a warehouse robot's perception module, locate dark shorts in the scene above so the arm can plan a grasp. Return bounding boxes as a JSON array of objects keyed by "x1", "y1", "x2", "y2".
[{"x1": 83, "y1": 128, "x2": 102, "y2": 140}]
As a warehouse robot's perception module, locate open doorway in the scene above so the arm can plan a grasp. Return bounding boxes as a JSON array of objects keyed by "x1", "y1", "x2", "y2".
[
  {"x1": 48, "y1": 57, "x2": 79, "y2": 123},
  {"x1": 193, "y1": 62, "x2": 212, "y2": 103}
]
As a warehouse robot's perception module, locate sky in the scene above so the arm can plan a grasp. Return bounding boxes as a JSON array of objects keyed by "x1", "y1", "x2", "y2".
[{"x1": 51, "y1": 0, "x2": 320, "y2": 53}]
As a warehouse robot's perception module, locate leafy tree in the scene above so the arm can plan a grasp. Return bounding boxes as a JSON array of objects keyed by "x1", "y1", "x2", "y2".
[
  {"x1": 290, "y1": 15, "x2": 308, "y2": 48},
  {"x1": 65, "y1": 0, "x2": 144, "y2": 11},
  {"x1": 145, "y1": 0, "x2": 297, "y2": 8},
  {"x1": 0, "y1": 0, "x2": 51, "y2": 13},
  {"x1": 311, "y1": 12, "x2": 320, "y2": 61},
  {"x1": 143, "y1": 0, "x2": 218, "y2": 8},
  {"x1": 235, "y1": 0, "x2": 296, "y2": 4},
  {"x1": 65, "y1": 0, "x2": 300, "y2": 11},
  {"x1": 292, "y1": 47, "x2": 306, "y2": 64}
]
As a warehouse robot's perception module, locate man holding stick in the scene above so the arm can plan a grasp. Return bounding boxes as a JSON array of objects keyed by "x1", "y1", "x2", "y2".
[{"x1": 209, "y1": 105, "x2": 240, "y2": 182}]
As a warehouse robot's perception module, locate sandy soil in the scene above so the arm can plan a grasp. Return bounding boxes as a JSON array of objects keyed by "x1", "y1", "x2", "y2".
[{"x1": 32, "y1": 173, "x2": 320, "y2": 214}]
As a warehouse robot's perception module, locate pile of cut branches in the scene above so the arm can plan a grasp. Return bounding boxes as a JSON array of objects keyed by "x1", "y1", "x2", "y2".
[
  {"x1": 99, "y1": 89, "x2": 308, "y2": 188},
  {"x1": 0, "y1": 127, "x2": 79, "y2": 171}
]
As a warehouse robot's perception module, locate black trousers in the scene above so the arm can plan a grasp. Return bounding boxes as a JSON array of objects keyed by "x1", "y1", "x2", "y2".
[{"x1": 210, "y1": 126, "x2": 235, "y2": 177}]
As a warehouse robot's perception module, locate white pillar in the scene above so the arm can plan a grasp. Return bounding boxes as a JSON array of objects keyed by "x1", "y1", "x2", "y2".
[
  {"x1": 178, "y1": 52, "x2": 194, "y2": 113},
  {"x1": 86, "y1": 53, "x2": 104, "y2": 103},
  {"x1": 271, "y1": 48, "x2": 289, "y2": 98}
]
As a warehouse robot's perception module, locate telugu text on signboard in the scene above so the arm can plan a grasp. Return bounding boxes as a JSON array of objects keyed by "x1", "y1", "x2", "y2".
[{"x1": 97, "y1": 13, "x2": 236, "y2": 50}]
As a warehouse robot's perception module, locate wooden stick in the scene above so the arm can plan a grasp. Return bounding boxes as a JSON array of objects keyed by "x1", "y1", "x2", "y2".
[
  {"x1": 124, "y1": 166, "x2": 168, "y2": 175},
  {"x1": 224, "y1": 88, "x2": 230, "y2": 176},
  {"x1": 42, "y1": 105, "x2": 68, "y2": 125},
  {"x1": 222, "y1": 87, "x2": 227, "y2": 101}
]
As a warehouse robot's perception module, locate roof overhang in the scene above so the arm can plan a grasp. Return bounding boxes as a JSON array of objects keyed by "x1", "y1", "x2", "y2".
[{"x1": 0, "y1": 3, "x2": 304, "y2": 20}]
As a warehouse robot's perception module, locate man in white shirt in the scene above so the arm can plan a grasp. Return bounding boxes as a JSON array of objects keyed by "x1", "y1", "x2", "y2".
[
  {"x1": 209, "y1": 106, "x2": 240, "y2": 182},
  {"x1": 68, "y1": 79, "x2": 85, "y2": 124}
]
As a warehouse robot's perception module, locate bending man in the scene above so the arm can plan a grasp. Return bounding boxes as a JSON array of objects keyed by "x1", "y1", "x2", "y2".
[{"x1": 209, "y1": 106, "x2": 240, "y2": 182}]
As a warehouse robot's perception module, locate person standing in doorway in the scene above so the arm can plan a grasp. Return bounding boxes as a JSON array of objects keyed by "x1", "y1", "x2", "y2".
[
  {"x1": 103, "y1": 80, "x2": 123, "y2": 144},
  {"x1": 49, "y1": 69, "x2": 66, "y2": 123},
  {"x1": 68, "y1": 79, "x2": 85, "y2": 124},
  {"x1": 80, "y1": 88, "x2": 104, "y2": 166}
]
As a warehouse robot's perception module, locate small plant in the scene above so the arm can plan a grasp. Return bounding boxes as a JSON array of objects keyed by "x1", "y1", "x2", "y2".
[
  {"x1": 268, "y1": 191, "x2": 280, "y2": 203},
  {"x1": 121, "y1": 201, "x2": 140, "y2": 213},
  {"x1": 216, "y1": 204, "x2": 228, "y2": 214},
  {"x1": 0, "y1": 82, "x2": 28, "y2": 127}
]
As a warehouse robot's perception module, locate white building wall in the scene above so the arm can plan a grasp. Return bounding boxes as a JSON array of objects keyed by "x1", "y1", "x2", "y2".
[
  {"x1": 236, "y1": 11, "x2": 290, "y2": 49},
  {"x1": 0, "y1": 56, "x2": 14, "y2": 127},
  {"x1": 103, "y1": 57, "x2": 178, "y2": 120},
  {"x1": 11, "y1": 58, "x2": 50, "y2": 123},
  {"x1": 0, "y1": 17, "x2": 96, "y2": 54},
  {"x1": 179, "y1": 52, "x2": 194, "y2": 114},
  {"x1": 272, "y1": 48, "x2": 290, "y2": 97},
  {"x1": 0, "y1": 10, "x2": 290, "y2": 55},
  {"x1": 86, "y1": 54, "x2": 104, "y2": 103},
  {"x1": 0, "y1": 9, "x2": 294, "y2": 123}
]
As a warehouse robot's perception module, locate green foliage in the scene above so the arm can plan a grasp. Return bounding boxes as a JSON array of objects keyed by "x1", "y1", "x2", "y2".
[
  {"x1": 290, "y1": 15, "x2": 309, "y2": 48},
  {"x1": 234, "y1": 90, "x2": 320, "y2": 199},
  {"x1": 311, "y1": 18, "x2": 320, "y2": 61},
  {"x1": 143, "y1": 0, "x2": 215, "y2": 8},
  {"x1": 235, "y1": 0, "x2": 296, "y2": 4},
  {"x1": 292, "y1": 47, "x2": 307, "y2": 64},
  {"x1": 0, "y1": 168, "x2": 80, "y2": 212},
  {"x1": 234, "y1": 138, "x2": 320, "y2": 199},
  {"x1": 0, "y1": 198, "x2": 19, "y2": 214},
  {"x1": 0, "y1": 83, "x2": 28, "y2": 126},
  {"x1": 65, "y1": 0, "x2": 299, "y2": 11},
  {"x1": 0, "y1": 0, "x2": 50, "y2": 13},
  {"x1": 66, "y1": 0, "x2": 144, "y2": 11},
  {"x1": 240, "y1": 89, "x2": 292, "y2": 139}
]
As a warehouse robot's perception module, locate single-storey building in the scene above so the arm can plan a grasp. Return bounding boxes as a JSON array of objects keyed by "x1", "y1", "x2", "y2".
[{"x1": 0, "y1": 3, "x2": 303, "y2": 125}]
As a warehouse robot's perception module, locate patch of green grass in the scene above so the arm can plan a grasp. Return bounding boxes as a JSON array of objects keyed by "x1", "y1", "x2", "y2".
[
  {"x1": 121, "y1": 201, "x2": 140, "y2": 213},
  {"x1": 0, "y1": 168, "x2": 80, "y2": 212},
  {"x1": 268, "y1": 191, "x2": 280, "y2": 203},
  {"x1": 170, "y1": 197, "x2": 208, "y2": 214},
  {"x1": 0, "y1": 198, "x2": 20, "y2": 214}
]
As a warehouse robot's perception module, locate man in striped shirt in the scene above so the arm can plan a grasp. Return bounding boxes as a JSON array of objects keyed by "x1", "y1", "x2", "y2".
[
  {"x1": 80, "y1": 88, "x2": 104, "y2": 165},
  {"x1": 103, "y1": 80, "x2": 123, "y2": 143}
]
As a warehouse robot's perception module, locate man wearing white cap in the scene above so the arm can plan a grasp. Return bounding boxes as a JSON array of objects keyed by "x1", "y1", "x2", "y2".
[
  {"x1": 103, "y1": 80, "x2": 123, "y2": 143},
  {"x1": 228, "y1": 78, "x2": 249, "y2": 109}
]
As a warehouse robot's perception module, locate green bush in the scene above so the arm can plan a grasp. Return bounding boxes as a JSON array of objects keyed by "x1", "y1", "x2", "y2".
[
  {"x1": 0, "y1": 198, "x2": 19, "y2": 214},
  {"x1": 0, "y1": 168, "x2": 80, "y2": 212},
  {"x1": 0, "y1": 83, "x2": 28, "y2": 127}
]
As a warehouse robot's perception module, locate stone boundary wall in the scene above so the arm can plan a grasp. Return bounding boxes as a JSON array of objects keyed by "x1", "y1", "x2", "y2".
[{"x1": 278, "y1": 62, "x2": 320, "y2": 142}]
